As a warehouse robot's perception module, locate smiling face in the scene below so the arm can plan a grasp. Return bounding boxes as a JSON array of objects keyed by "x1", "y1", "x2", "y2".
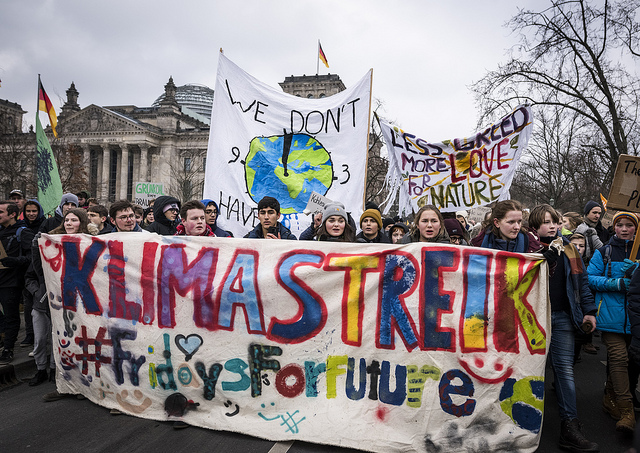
[
  {"x1": 114, "y1": 208, "x2": 136, "y2": 232},
  {"x1": 361, "y1": 217, "x2": 379, "y2": 239},
  {"x1": 325, "y1": 215, "x2": 346, "y2": 237},
  {"x1": 24, "y1": 203, "x2": 39, "y2": 222},
  {"x1": 417, "y1": 209, "x2": 441, "y2": 241},
  {"x1": 182, "y1": 208, "x2": 206, "y2": 236},
  {"x1": 494, "y1": 210, "x2": 523, "y2": 240},
  {"x1": 64, "y1": 213, "x2": 81, "y2": 234},
  {"x1": 615, "y1": 217, "x2": 636, "y2": 241}
]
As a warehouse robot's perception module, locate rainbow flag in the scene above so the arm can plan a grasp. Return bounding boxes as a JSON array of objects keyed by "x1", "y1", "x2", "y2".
[
  {"x1": 318, "y1": 41, "x2": 329, "y2": 68},
  {"x1": 38, "y1": 77, "x2": 58, "y2": 137}
]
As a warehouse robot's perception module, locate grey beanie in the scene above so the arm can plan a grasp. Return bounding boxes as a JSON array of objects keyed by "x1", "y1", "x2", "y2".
[
  {"x1": 322, "y1": 202, "x2": 348, "y2": 223},
  {"x1": 60, "y1": 192, "x2": 79, "y2": 208}
]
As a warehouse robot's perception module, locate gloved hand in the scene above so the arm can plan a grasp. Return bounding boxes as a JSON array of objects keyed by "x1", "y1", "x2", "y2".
[
  {"x1": 542, "y1": 247, "x2": 559, "y2": 265},
  {"x1": 622, "y1": 259, "x2": 638, "y2": 277},
  {"x1": 604, "y1": 278, "x2": 629, "y2": 292},
  {"x1": 0, "y1": 256, "x2": 20, "y2": 268}
]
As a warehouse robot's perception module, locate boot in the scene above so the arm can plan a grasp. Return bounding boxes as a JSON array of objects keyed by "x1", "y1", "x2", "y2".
[
  {"x1": 603, "y1": 387, "x2": 621, "y2": 420},
  {"x1": 616, "y1": 400, "x2": 636, "y2": 433},
  {"x1": 29, "y1": 369, "x2": 48, "y2": 386},
  {"x1": 559, "y1": 418, "x2": 599, "y2": 452}
]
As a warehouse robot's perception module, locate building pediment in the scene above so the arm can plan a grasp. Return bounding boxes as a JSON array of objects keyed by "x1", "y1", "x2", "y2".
[{"x1": 58, "y1": 104, "x2": 160, "y2": 135}]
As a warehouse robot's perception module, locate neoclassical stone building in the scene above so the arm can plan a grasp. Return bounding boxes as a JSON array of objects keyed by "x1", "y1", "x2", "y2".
[{"x1": 56, "y1": 78, "x2": 210, "y2": 204}]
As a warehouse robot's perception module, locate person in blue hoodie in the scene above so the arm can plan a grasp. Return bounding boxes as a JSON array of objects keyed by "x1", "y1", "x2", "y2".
[
  {"x1": 200, "y1": 199, "x2": 230, "y2": 237},
  {"x1": 588, "y1": 211, "x2": 639, "y2": 433}
]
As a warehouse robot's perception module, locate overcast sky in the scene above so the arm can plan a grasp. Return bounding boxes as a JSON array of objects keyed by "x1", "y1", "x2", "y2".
[{"x1": 1, "y1": 0, "x2": 540, "y2": 140}]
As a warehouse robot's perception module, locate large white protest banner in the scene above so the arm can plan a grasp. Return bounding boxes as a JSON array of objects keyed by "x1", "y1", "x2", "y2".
[
  {"x1": 203, "y1": 54, "x2": 372, "y2": 238},
  {"x1": 42, "y1": 233, "x2": 549, "y2": 453},
  {"x1": 381, "y1": 105, "x2": 532, "y2": 215}
]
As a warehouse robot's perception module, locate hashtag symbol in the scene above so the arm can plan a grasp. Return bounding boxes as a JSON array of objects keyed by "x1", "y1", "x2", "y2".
[
  {"x1": 279, "y1": 411, "x2": 306, "y2": 434},
  {"x1": 75, "y1": 326, "x2": 112, "y2": 377}
]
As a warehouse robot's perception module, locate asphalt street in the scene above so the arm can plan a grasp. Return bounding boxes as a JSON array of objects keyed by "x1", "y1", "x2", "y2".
[{"x1": 0, "y1": 327, "x2": 638, "y2": 452}]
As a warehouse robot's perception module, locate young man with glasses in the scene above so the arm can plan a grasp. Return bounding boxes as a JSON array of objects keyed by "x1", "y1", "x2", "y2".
[
  {"x1": 109, "y1": 200, "x2": 145, "y2": 232},
  {"x1": 201, "y1": 199, "x2": 230, "y2": 237}
]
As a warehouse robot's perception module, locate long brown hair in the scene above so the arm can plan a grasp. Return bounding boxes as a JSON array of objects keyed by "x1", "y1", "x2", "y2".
[
  {"x1": 410, "y1": 205, "x2": 446, "y2": 242},
  {"x1": 317, "y1": 215, "x2": 356, "y2": 242},
  {"x1": 50, "y1": 208, "x2": 91, "y2": 234},
  {"x1": 489, "y1": 200, "x2": 524, "y2": 238}
]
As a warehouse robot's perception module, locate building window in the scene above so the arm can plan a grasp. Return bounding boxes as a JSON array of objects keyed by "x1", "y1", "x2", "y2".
[
  {"x1": 307, "y1": 93, "x2": 314, "y2": 98},
  {"x1": 109, "y1": 148, "x2": 117, "y2": 202},
  {"x1": 202, "y1": 157, "x2": 207, "y2": 171},
  {"x1": 184, "y1": 157, "x2": 192, "y2": 172},
  {"x1": 127, "y1": 152, "x2": 134, "y2": 200}
]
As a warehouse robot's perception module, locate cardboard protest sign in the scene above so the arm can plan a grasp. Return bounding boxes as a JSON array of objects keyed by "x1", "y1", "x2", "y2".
[
  {"x1": 607, "y1": 155, "x2": 640, "y2": 212},
  {"x1": 381, "y1": 105, "x2": 532, "y2": 216},
  {"x1": 203, "y1": 54, "x2": 372, "y2": 238},
  {"x1": 41, "y1": 233, "x2": 548, "y2": 453}
]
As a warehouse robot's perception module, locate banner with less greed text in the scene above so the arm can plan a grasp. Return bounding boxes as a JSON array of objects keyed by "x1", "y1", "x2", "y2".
[
  {"x1": 381, "y1": 105, "x2": 533, "y2": 216},
  {"x1": 40, "y1": 233, "x2": 548, "y2": 453}
]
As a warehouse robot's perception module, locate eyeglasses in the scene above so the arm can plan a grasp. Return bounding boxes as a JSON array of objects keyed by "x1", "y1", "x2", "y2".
[
  {"x1": 450, "y1": 237, "x2": 463, "y2": 243},
  {"x1": 116, "y1": 214, "x2": 136, "y2": 221},
  {"x1": 205, "y1": 209, "x2": 218, "y2": 215}
]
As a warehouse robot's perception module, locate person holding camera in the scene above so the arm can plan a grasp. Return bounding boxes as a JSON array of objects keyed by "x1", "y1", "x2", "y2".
[{"x1": 245, "y1": 196, "x2": 296, "y2": 240}]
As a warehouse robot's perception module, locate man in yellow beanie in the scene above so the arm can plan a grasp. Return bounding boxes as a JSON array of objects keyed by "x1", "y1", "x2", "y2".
[{"x1": 356, "y1": 208, "x2": 391, "y2": 243}]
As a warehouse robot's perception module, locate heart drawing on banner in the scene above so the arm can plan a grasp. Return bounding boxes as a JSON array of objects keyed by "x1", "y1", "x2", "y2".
[{"x1": 174, "y1": 334, "x2": 203, "y2": 361}]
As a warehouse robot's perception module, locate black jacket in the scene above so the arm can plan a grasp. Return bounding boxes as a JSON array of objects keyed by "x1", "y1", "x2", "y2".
[
  {"x1": 0, "y1": 220, "x2": 34, "y2": 288},
  {"x1": 245, "y1": 222, "x2": 297, "y2": 240},
  {"x1": 145, "y1": 196, "x2": 181, "y2": 236},
  {"x1": 23, "y1": 200, "x2": 45, "y2": 234}
]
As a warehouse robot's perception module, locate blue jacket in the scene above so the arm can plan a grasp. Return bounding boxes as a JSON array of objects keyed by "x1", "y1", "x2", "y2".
[{"x1": 588, "y1": 235, "x2": 633, "y2": 333}]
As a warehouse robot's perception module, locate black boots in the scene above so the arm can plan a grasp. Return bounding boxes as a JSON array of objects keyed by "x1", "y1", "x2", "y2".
[
  {"x1": 559, "y1": 418, "x2": 599, "y2": 452},
  {"x1": 29, "y1": 369, "x2": 48, "y2": 386}
]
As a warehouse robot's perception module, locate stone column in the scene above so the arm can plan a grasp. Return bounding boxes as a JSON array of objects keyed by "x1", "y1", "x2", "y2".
[
  {"x1": 81, "y1": 144, "x2": 91, "y2": 192},
  {"x1": 100, "y1": 144, "x2": 110, "y2": 202},
  {"x1": 138, "y1": 143, "x2": 149, "y2": 182},
  {"x1": 120, "y1": 143, "x2": 129, "y2": 200}
]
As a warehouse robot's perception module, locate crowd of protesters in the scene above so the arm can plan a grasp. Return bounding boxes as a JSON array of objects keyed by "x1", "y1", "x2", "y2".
[{"x1": 5, "y1": 187, "x2": 640, "y2": 451}]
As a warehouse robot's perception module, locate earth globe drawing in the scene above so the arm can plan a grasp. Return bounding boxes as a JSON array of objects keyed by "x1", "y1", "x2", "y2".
[{"x1": 245, "y1": 133, "x2": 334, "y2": 214}]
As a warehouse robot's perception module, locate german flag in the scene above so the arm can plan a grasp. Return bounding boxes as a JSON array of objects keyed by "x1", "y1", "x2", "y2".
[
  {"x1": 319, "y1": 41, "x2": 329, "y2": 68},
  {"x1": 38, "y1": 77, "x2": 58, "y2": 137}
]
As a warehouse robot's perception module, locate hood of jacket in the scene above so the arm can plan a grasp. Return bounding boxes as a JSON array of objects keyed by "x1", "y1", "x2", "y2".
[
  {"x1": 152, "y1": 196, "x2": 181, "y2": 227},
  {"x1": 23, "y1": 199, "x2": 45, "y2": 230}
]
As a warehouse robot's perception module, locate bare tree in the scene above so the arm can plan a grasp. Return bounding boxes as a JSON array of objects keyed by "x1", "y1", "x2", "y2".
[
  {"x1": 472, "y1": 0, "x2": 640, "y2": 192},
  {"x1": 0, "y1": 130, "x2": 36, "y2": 197},
  {"x1": 170, "y1": 148, "x2": 206, "y2": 202},
  {"x1": 51, "y1": 141, "x2": 89, "y2": 193},
  {"x1": 365, "y1": 99, "x2": 391, "y2": 209}
]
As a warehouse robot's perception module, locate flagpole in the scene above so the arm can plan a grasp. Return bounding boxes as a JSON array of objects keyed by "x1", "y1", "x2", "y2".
[{"x1": 316, "y1": 40, "x2": 320, "y2": 75}]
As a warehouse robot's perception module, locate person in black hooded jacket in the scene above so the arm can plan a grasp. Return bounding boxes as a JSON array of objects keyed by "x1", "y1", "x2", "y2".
[
  {"x1": 23, "y1": 199, "x2": 45, "y2": 234},
  {"x1": 145, "y1": 196, "x2": 181, "y2": 235}
]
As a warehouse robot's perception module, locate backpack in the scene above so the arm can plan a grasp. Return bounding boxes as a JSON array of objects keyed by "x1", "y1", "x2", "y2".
[{"x1": 4, "y1": 226, "x2": 27, "y2": 257}]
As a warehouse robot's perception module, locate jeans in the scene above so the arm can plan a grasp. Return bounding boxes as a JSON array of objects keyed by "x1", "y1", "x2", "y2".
[
  {"x1": 32, "y1": 310, "x2": 55, "y2": 370},
  {"x1": 550, "y1": 311, "x2": 578, "y2": 420},
  {"x1": 0, "y1": 287, "x2": 22, "y2": 350}
]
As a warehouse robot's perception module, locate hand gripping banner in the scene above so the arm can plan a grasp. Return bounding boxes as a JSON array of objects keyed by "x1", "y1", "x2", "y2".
[{"x1": 41, "y1": 233, "x2": 549, "y2": 452}]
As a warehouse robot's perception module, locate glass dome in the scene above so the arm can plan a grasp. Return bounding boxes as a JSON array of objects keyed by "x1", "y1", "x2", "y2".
[{"x1": 153, "y1": 83, "x2": 214, "y2": 120}]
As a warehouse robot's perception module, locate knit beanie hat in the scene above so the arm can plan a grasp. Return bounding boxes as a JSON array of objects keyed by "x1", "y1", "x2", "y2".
[
  {"x1": 583, "y1": 200, "x2": 602, "y2": 217},
  {"x1": 323, "y1": 202, "x2": 348, "y2": 223},
  {"x1": 360, "y1": 208, "x2": 383, "y2": 229},
  {"x1": 444, "y1": 218, "x2": 465, "y2": 238},
  {"x1": 382, "y1": 217, "x2": 395, "y2": 229},
  {"x1": 60, "y1": 192, "x2": 79, "y2": 208},
  {"x1": 455, "y1": 210, "x2": 468, "y2": 220},
  {"x1": 612, "y1": 211, "x2": 638, "y2": 229}
]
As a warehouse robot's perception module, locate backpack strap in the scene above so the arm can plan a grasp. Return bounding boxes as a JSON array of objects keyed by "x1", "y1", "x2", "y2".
[{"x1": 602, "y1": 244, "x2": 612, "y2": 278}]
